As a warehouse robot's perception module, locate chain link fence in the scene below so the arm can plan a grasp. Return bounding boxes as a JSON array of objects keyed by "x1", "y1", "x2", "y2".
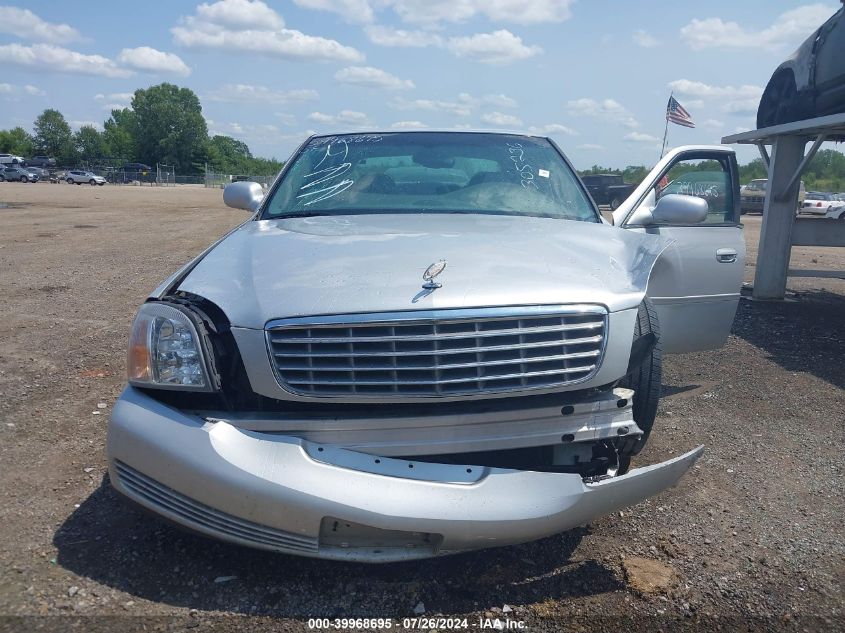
[
  {"x1": 15, "y1": 161, "x2": 278, "y2": 188},
  {"x1": 204, "y1": 170, "x2": 277, "y2": 189}
]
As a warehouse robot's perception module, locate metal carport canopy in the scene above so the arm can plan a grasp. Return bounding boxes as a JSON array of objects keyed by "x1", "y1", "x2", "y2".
[{"x1": 721, "y1": 112, "x2": 845, "y2": 300}]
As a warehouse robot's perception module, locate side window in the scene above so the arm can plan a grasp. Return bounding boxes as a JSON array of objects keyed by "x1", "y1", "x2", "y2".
[{"x1": 655, "y1": 158, "x2": 734, "y2": 224}]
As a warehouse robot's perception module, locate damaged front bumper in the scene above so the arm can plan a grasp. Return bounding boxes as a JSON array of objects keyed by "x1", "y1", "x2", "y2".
[{"x1": 107, "y1": 387, "x2": 703, "y2": 562}]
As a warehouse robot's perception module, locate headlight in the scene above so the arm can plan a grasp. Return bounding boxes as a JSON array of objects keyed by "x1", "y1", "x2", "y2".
[{"x1": 127, "y1": 302, "x2": 216, "y2": 391}]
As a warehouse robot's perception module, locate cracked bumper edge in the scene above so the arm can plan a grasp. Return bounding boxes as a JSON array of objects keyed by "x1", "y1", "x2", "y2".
[{"x1": 107, "y1": 386, "x2": 703, "y2": 562}]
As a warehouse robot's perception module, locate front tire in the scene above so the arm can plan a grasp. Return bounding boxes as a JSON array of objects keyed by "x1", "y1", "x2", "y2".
[
  {"x1": 617, "y1": 298, "x2": 663, "y2": 473},
  {"x1": 66, "y1": 178, "x2": 74, "y2": 184}
]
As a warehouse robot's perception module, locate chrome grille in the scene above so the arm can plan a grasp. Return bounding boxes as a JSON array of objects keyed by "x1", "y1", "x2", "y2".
[
  {"x1": 266, "y1": 305, "x2": 607, "y2": 398},
  {"x1": 114, "y1": 461, "x2": 318, "y2": 554}
]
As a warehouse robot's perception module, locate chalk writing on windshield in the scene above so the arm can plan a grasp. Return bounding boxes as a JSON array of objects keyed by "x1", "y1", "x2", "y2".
[
  {"x1": 506, "y1": 142, "x2": 539, "y2": 190},
  {"x1": 297, "y1": 140, "x2": 354, "y2": 206},
  {"x1": 310, "y1": 134, "x2": 383, "y2": 147}
]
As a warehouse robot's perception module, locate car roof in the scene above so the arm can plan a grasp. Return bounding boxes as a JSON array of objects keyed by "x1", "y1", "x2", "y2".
[{"x1": 305, "y1": 129, "x2": 548, "y2": 143}]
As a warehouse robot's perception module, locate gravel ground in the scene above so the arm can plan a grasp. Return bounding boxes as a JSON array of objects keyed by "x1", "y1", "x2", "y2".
[{"x1": 0, "y1": 184, "x2": 843, "y2": 632}]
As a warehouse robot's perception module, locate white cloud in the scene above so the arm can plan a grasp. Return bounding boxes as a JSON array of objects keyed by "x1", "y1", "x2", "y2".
[
  {"x1": 632, "y1": 29, "x2": 659, "y2": 48},
  {"x1": 668, "y1": 79, "x2": 762, "y2": 99},
  {"x1": 0, "y1": 43, "x2": 132, "y2": 78},
  {"x1": 529, "y1": 123, "x2": 577, "y2": 136},
  {"x1": 680, "y1": 4, "x2": 833, "y2": 51},
  {"x1": 117, "y1": 47, "x2": 191, "y2": 76},
  {"x1": 480, "y1": 93, "x2": 518, "y2": 109},
  {"x1": 274, "y1": 112, "x2": 297, "y2": 126},
  {"x1": 0, "y1": 83, "x2": 45, "y2": 98},
  {"x1": 576, "y1": 143, "x2": 604, "y2": 150},
  {"x1": 390, "y1": 120, "x2": 427, "y2": 129},
  {"x1": 292, "y1": 0, "x2": 374, "y2": 24},
  {"x1": 307, "y1": 110, "x2": 371, "y2": 126},
  {"x1": 335, "y1": 66, "x2": 414, "y2": 90},
  {"x1": 208, "y1": 120, "x2": 290, "y2": 142},
  {"x1": 95, "y1": 92, "x2": 133, "y2": 109},
  {"x1": 567, "y1": 98, "x2": 639, "y2": 129},
  {"x1": 196, "y1": 0, "x2": 284, "y2": 29},
  {"x1": 207, "y1": 84, "x2": 318, "y2": 103},
  {"x1": 481, "y1": 111, "x2": 523, "y2": 127},
  {"x1": 668, "y1": 79, "x2": 763, "y2": 115},
  {"x1": 721, "y1": 99, "x2": 760, "y2": 115},
  {"x1": 172, "y1": 0, "x2": 364, "y2": 63},
  {"x1": 364, "y1": 25, "x2": 443, "y2": 47},
  {"x1": 447, "y1": 30, "x2": 541, "y2": 64},
  {"x1": 391, "y1": 96, "x2": 473, "y2": 117},
  {"x1": 69, "y1": 120, "x2": 104, "y2": 131},
  {"x1": 0, "y1": 7, "x2": 81, "y2": 43},
  {"x1": 386, "y1": 0, "x2": 574, "y2": 27},
  {"x1": 95, "y1": 92, "x2": 133, "y2": 102},
  {"x1": 624, "y1": 132, "x2": 660, "y2": 143}
]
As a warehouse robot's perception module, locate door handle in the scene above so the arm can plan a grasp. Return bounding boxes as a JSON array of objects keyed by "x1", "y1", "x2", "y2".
[{"x1": 716, "y1": 248, "x2": 737, "y2": 263}]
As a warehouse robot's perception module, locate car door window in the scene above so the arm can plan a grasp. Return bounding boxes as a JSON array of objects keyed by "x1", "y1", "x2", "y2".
[{"x1": 654, "y1": 158, "x2": 735, "y2": 224}]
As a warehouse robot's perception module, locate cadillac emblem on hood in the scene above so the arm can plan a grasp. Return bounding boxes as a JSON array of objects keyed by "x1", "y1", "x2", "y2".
[{"x1": 422, "y1": 260, "x2": 447, "y2": 289}]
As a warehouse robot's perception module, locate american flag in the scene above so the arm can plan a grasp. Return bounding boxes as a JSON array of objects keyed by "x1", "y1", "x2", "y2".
[{"x1": 666, "y1": 96, "x2": 695, "y2": 128}]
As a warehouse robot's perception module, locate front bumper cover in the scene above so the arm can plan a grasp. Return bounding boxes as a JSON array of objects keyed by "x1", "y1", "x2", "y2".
[{"x1": 107, "y1": 387, "x2": 703, "y2": 562}]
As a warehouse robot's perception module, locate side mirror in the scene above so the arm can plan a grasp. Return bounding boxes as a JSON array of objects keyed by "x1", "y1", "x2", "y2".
[
  {"x1": 223, "y1": 181, "x2": 264, "y2": 212},
  {"x1": 651, "y1": 193, "x2": 708, "y2": 224}
]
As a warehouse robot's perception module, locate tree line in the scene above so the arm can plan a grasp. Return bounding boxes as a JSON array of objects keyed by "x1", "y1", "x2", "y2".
[
  {"x1": 0, "y1": 83, "x2": 283, "y2": 176},
  {"x1": 579, "y1": 148, "x2": 845, "y2": 193}
]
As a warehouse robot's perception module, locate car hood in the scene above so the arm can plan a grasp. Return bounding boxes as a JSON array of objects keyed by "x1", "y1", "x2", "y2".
[{"x1": 177, "y1": 214, "x2": 670, "y2": 329}]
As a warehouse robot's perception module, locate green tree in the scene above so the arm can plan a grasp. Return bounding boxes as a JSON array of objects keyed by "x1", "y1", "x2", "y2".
[
  {"x1": 131, "y1": 83, "x2": 208, "y2": 173},
  {"x1": 33, "y1": 109, "x2": 73, "y2": 163},
  {"x1": 74, "y1": 125, "x2": 106, "y2": 164},
  {"x1": 207, "y1": 134, "x2": 254, "y2": 173},
  {"x1": 102, "y1": 108, "x2": 136, "y2": 161},
  {"x1": 738, "y1": 158, "x2": 768, "y2": 184},
  {"x1": 0, "y1": 127, "x2": 35, "y2": 156}
]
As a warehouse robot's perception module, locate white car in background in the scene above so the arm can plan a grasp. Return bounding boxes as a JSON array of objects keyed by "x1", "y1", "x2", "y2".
[
  {"x1": 802, "y1": 191, "x2": 844, "y2": 215},
  {"x1": 65, "y1": 170, "x2": 106, "y2": 186},
  {"x1": 0, "y1": 153, "x2": 24, "y2": 166}
]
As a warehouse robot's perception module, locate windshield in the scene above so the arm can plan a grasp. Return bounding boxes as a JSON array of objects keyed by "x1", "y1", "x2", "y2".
[
  {"x1": 262, "y1": 132, "x2": 597, "y2": 222},
  {"x1": 746, "y1": 180, "x2": 767, "y2": 191}
]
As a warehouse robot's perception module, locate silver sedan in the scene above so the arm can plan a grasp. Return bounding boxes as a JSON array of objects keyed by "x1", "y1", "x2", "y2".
[{"x1": 108, "y1": 131, "x2": 745, "y2": 561}]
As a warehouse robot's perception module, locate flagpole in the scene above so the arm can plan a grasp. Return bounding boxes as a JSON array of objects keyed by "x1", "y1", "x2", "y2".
[{"x1": 660, "y1": 91, "x2": 672, "y2": 160}]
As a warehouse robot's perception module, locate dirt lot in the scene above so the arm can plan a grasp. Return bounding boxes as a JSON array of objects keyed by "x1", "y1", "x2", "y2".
[{"x1": 0, "y1": 184, "x2": 842, "y2": 632}]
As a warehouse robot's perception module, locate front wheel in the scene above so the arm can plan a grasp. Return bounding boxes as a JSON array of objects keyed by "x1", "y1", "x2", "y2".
[
  {"x1": 66, "y1": 178, "x2": 74, "y2": 184},
  {"x1": 616, "y1": 298, "x2": 663, "y2": 474}
]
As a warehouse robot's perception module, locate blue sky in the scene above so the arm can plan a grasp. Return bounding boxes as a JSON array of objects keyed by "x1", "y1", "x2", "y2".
[{"x1": 0, "y1": 0, "x2": 841, "y2": 168}]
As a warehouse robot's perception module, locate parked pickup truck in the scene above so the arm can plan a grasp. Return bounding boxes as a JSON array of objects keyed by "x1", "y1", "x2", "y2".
[
  {"x1": 582, "y1": 173, "x2": 637, "y2": 209},
  {"x1": 108, "y1": 132, "x2": 745, "y2": 562},
  {"x1": 740, "y1": 178, "x2": 806, "y2": 214}
]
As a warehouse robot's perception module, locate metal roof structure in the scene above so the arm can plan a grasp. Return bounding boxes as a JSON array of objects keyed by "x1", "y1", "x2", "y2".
[{"x1": 722, "y1": 113, "x2": 845, "y2": 299}]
